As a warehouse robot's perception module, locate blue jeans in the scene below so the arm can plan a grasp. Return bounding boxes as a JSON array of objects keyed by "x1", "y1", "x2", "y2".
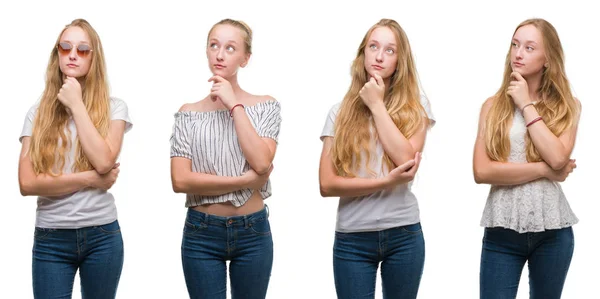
[
  {"x1": 333, "y1": 222, "x2": 426, "y2": 299},
  {"x1": 32, "y1": 220, "x2": 124, "y2": 299},
  {"x1": 480, "y1": 226, "x2": 574, "y2": 299},
  {"x1": 181, "y1": 206, "x2": 273, "y2": 299}
]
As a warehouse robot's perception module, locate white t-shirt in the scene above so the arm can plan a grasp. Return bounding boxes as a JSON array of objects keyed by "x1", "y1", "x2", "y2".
[
  {"x1": 320, "y1": 95, "x2": 435, "y2": 233},
  {"x1": 20, "y1": 97, "x2": 133, "y2": 229}
]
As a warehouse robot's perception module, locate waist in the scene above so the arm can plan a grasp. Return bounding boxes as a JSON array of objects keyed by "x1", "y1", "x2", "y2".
[
  {"x1": 191, "y1": 191, "x2": 265, "y2": 216},
  {"x1": 187, "y1": 202, "x2": 269, "y2": 227}
]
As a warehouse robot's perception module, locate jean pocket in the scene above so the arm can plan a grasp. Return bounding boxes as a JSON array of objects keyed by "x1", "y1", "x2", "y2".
[
  {"x1": 183, "y1": 220, "x2": 207, "y2": 236},
  {"x1": 33, "y1": 227, "x2": 55, "y2": 240},
  {"x1": 249, "y1": 218, "x2": 271, "y2": 236},
  {"x1": 401, "y1": 222, "x2": 423, "y2": 234},
  {"x1": 97, "y1": 220, "x2": 121, "y2": 234}
]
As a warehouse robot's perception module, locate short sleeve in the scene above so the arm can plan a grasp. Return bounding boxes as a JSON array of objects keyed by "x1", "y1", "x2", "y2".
[
  {"x1": 170, "y1": 113, "x2": 193, "y2": 160},
  {"x1": 19, "y1": 104, "x2": 38, "y2": 143},
  {"x1": 110, "y1": 97, "x2": 133, "y2": 133},
  {"x1": 256, "y1": 101, "x2": 282, "y2": 143},
  {"x1": 419, "y1": 94, "x2": 436, "y2": 128},
  {"x1": 320, "y1": 103, "x2": 341, "y2": 141}
]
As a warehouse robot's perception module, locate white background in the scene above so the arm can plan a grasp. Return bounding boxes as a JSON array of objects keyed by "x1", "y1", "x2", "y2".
[{"x1": 1, "y1": 0, "x2": 598, "y2": 298}]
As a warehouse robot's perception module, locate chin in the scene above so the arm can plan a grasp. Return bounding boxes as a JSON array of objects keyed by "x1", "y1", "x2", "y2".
[{"x1": 61, "y1": 70, "x2": 83, "y2": 78}]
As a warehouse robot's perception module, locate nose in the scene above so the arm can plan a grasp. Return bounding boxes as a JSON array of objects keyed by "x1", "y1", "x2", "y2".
[
  {"x1": 515, "y1": 46, "x2": 524, "y2": 60},
  {"x1": 216, "y1": 48, "x2": 225, "y2": 61},
  {"x1": 68, "y1": 48, "x2": 77, "y2": 61},
  {"x1": 376, "y1": 49, "x2": 384, "y2": 63}
]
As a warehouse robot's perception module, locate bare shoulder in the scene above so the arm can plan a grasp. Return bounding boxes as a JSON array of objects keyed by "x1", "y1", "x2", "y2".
[
  {"x1": 480, "y1": 96, "x2": 496, "y2": 116},
  {"x1": 178, "y1": 99, "x2": 209, "y2": 112},
  {"x1": 246, "y1": 94, "x2": 277, "y2": 106}
]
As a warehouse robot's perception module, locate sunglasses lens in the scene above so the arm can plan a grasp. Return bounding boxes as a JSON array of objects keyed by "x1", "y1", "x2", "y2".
[
  {"x1": 57, "y1": 42, "x2": 72, "y2": 55},
  {"x1": 77, "y1": 44, "x2": 92, "y2": 57}
]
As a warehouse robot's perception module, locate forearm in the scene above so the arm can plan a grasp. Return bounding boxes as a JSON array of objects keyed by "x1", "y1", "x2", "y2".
[
  {"x1": 320, "y1": 174, "x2": 390, "y2": 198},
  {"x1": 71, "y1": 104, "x2": 116, "y2": 173},
  {"x1": 20, "y1": 171, "x2": 94, "y2": 197},
  {"x1": 232, "y1": 108, "x2": 273, "y2": 174},
  {"x1": 172, "y1": 171, "x2": 249, "y2": 196},
  {"x1": 371, "y1": 104, "x2": 415, "y2": 165},
  {"x1": 474, "y1": 161, "x2": 546, "y2": 185},
  {"x1": 523, "y1": 107, "x2": 569, "y2": 169}
]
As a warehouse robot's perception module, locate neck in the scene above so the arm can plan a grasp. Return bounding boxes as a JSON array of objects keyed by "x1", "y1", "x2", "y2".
[
  {"x1": 224, "y1": 74, "x2": 244, "y2": 96},
  {"x1": 524, "y1": 71, "x2": 543, "y2": 101}
]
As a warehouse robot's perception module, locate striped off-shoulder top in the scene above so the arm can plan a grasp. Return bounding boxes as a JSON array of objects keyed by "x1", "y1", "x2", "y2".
[{"x1": 170, "y1": 100, "x2": 282, "y2": 207}]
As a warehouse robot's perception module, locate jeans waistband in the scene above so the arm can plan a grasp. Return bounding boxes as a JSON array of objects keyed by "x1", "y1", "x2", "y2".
[{"x1": 186, "y1": 205, "x2": 269, "y2": 228}]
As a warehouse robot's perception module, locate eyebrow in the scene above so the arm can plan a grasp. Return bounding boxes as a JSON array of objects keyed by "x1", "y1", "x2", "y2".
[
  {"x1": 60, "y1": 40, "x2": 90, "y2": 44},
  {"x1": 208, "y1": 38, "x2": 238, "y2": 44},
  {"x1": 512, "y1": 38, "x2": 538, "y2": 45},
  {"x1": 368, "y1": 39, "x2": 397, "y2": 47}
]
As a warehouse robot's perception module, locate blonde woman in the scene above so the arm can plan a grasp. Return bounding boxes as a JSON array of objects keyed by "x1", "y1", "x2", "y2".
[
  {"x1": 319, "y1": 19, "x2": 435, "y2": 299},
  {"x1": 18, "y1": 19, "x2": 132, "y2": 298},
  {"x1": 474, "y1": 18, "x2": 580, "y2": 299},
  {"x1": 170, "y1": 18, "x2": 281, "y2": 299}
]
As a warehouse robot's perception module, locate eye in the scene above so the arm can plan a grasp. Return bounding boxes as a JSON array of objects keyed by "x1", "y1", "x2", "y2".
[
  {"x1": 526, "y1": 46, "x2": 534, "y2": 51},
  {"x1": 58, "y1": 42, "x2": 72, "y2": 51},
  {"x1": 209, "y1": 43, "x2": 218, "y2": 49},
  {"x1": 77, "y1": 44, "x2": 91, "y2": 52},
  {"x1": 386, "y1": 48, "x2": 395, "y2": 54},
  {"x1": 369, "y1": 44, "x2": 377, "y2": 50},
  {"x1": 511, "y1": 42, "x2": 518, "y2": 47},
  {"x1": 226, "y1": 45, "x2": 235, "y2": 52}
]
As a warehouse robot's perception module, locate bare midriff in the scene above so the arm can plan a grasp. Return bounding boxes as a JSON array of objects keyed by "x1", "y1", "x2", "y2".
[{"x1": 191, "y1": 190, "x2": 264, "y2": 216}]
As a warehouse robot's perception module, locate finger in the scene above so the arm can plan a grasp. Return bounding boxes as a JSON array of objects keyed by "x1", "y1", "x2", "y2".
[
  {"x1": 511, "y1": 71, "x2": 525, "y2": 82},
  {"x1": 113, "y1": 162, "x2": 120, "y2": 169},
  {"x1": 410, "y1": 152, "x2": 423, "y2": 173},
  {"x1": 396, "y1": 159, "x2": 416, "y2": 172},
  {"x1": 208, "y1": 75, "x2": 224, "y2": 83},
  {"x1": 373, "y1": 74, "x2": 384, "y2": 86},
  {"x1": 369, "y1": 77, "x2": 376, "y2": 85}
]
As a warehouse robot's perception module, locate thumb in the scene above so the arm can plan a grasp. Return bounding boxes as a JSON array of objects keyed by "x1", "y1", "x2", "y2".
[{"x1": 396, "y1": 159, "x2": 416, "y2": 172}]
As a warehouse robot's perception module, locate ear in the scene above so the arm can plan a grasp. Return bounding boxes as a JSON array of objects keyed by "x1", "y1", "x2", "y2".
[{"x1": 240, "y1": 53, "x2": 251, "y2": 68}]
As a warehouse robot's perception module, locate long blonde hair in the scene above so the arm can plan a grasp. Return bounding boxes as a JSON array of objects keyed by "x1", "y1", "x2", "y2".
[
  {"x1": 331, "y1": 19, "x2": 427, "y2": 177},
  {"x1": 485, "y1": 18, "x2": 580, "y2": 162},
  {"x1": 29, "y1": 19, "x2": 110, "y2": 176}
]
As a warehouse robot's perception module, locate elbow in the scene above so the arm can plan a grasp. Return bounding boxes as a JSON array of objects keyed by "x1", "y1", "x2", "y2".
[
  {"x1": 319, "y1": 180, "x2": 334, "y2": 197},
  {"x1": 95, "y1": 162, "x2": 114, "y2": 175},
  {"x1": 473, "y1": 168, "x2": 488, "y2": 185},
  {"x1": 252, "y1": 159, "x2": 273, "y2": 175},
  {"x1": 254, "y1": 165, "x2": 271, "y2": 176},
  {"x1": 548, "y1": 156, "x2": 570, "y2": 171},
  {"x1": 171, "y1": 176, "x2": 188, "y2": 194},
  {"x1": 19, "y1": 180, "x2": 33, "y2": 196}
]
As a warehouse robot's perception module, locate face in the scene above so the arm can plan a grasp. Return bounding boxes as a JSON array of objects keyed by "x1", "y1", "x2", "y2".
[
  {"x1": 206, "y1": 24, "x2": 249, "y2": 78},
  {"x1": 510, "y1": 24, "x2": 547, "y2": 77},
  {"x1": 57, "y1": 26, "x2": 93, "y2": 78},
  {"x1": 363, "y1": 26, "x2": 398, "y2": 79}
]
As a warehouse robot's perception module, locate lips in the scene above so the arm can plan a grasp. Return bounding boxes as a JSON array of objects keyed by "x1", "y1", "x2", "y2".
[
  {"x1": 372, "y1": 65, "x2": 383, "y2": 70},
  {"x1": 512, "y1": 62, "x2": 524, "y2": 67},
  {"x1": 214, "y1": 64, "x2": 226, "y2": 69},
  {"x1": 67, "y1": 63, "x2": 78, "y2": 68}
]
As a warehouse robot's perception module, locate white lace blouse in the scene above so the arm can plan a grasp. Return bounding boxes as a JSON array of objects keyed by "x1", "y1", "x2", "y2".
[{"x1": 480, "y1": 108, "x2": 578, "y2": 233}]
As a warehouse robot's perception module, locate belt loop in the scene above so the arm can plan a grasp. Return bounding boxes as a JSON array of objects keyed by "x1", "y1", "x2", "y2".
[
  {"x1": 244, "y1": 215, "x2": 250, "y2": 228},
  {"x1": 203, "y1": 212, "x2": 210, "y2": 227},
  {"x1": 265, "y1": 204, "x2": 270, "y2": 218}
]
